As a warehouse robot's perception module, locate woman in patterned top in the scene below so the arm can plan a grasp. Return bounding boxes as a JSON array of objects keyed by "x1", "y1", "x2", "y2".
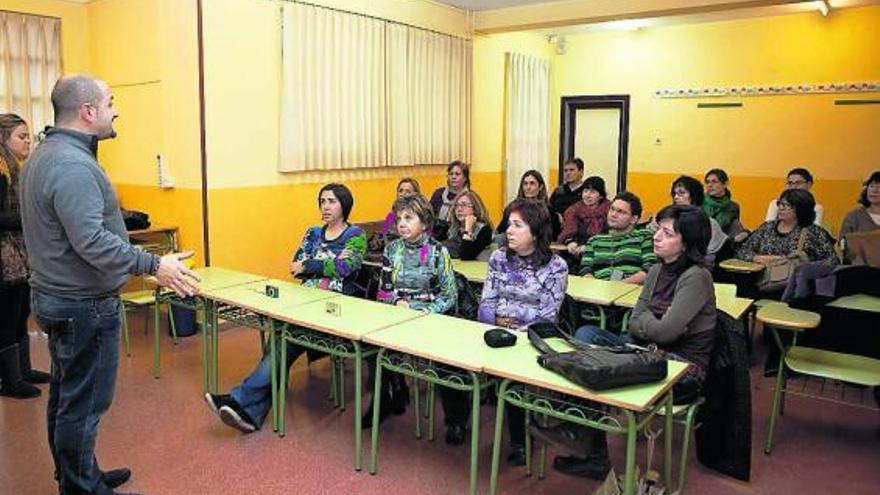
[
  {"x1": 478, "y1": 199, "x2": 569, "y2": 464},
  {"x1": 736, "y1": 188, "x2": 835, "y2": 269},
  {"x1": 363, "y1": 194, "x2": 457, "y2": 430},
  {"x1": 205, "y1": 184, "x2": 366, "y2": 433},
  {"x1": 1, "y1": 114, "x2": 49, "y2": 399}
]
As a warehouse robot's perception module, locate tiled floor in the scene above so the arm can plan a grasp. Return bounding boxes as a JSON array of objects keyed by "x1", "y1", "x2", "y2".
[{"x1": 1, "y1": 312, "x2": 878, "y2": 494}]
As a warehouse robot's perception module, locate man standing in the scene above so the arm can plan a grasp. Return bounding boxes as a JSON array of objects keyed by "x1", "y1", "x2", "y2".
[{"x1": 20, "y1": 74, "x2": 199, "y2": 495}]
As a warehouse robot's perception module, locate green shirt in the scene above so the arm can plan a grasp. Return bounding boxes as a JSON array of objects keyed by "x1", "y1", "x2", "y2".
[{"x1": 579, "y1": 228, "x2": 656, "y2": 280}]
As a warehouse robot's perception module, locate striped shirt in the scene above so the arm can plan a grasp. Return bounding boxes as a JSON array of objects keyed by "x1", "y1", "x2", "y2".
[{"x1": 579, "y1": 228, "x2": 656, "y2": 280}]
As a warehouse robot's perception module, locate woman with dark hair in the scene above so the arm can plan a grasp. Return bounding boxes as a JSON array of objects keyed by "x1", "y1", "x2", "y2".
[
  {"x1": 1, "y1": 114, "x2": 48, "y2": 399},
  {"x1": 439, "y1": 190, "x2": 494, "y2": 261},
  {"x1": 840, "y1": 171, "x2": 880, "y2": 237},
  {"x1": 557, "y1": 176, "x2": 611, "y2": 256},
  {"x1": 430, "y1": 161, "x2": 470, "y2": 221},
  {"x1": 538, "y1": 205, "x2": 717, "y2": 479},
  {"x1": 668, "y1": 175, "x2": 727, "y2": 264},
  {"x1": 765, "y1": 167, "x2": 825, "y2": 225},
  {"x1": 496, "y1": 170, "x2": 560, "y2": 237},
  {"x1": 478, "y1": 198, "x2": 569, "y2": 464},
  {"x1": 205, "y1": 183, "x2": 366, "y2": 433},
  {"x1": 380, "y1": 177, "x2": 421, "y2": 235},
  {"x1": 703, "y1": 168, "x2": 747, "y2": 242},
  {"x1": 736, "y1": 189, "x2": 835, "y2": 267}
]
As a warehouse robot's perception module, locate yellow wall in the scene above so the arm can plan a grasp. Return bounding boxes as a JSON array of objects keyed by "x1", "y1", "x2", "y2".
[
  {"x1": 545, "y1": 6, "x2": 880, "y2": 231},
  {"x1": 1, "y1": 0, "x2": 91, "y2": 73},
  {"x1": 87, "y1": 0, "x2": 204, "y2": 262}
]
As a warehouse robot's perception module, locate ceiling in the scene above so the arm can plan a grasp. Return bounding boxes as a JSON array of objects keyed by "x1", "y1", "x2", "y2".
[{"x1": 435, "y1": 0, "x2": 564, "y2": 10}]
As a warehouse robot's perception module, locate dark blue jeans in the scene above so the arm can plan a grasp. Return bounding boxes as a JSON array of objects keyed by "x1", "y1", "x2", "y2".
[{"x1": 31, "y1": 289, "x2": 122, "y2": 495}]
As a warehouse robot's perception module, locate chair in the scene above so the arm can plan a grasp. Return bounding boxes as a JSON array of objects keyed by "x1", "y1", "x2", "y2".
[{"x1": 759, "y1": 302, "x2": 880, "y2": 454}]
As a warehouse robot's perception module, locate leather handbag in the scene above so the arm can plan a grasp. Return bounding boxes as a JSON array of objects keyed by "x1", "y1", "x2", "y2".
[
  {"x1": 527, "y1": 326, "x2": 668, "y2": 391},
  {"x1": 756, "y1": 229, "x2": 808, "y2": 292}
]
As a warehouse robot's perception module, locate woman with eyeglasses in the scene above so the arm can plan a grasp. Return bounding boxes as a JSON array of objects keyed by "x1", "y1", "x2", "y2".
[
  {"x1": 439, "y1": 190, "x2": 494, "y2": 261},
  {"x1": 736, "y1": 188, "x2": 834, "y2": 267},
  {"x1": 765, "y1": 168, "x2": 825, "y2": 225},
  {"x1": 703, "y1": 168, "x2": 748, "y2": 242}
]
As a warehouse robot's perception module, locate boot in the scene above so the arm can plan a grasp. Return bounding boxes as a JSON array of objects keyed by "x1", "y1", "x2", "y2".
[
  {"x1": 19, "y1": 335, "x2": 51, "y2": 384},
  {"x1": 388, "y1": 373, "x2": 410, "y2": 415},
  {"x1": 0, "y1": 344, "x2": 41, "y2": 399},
  {"x1": 361, "y1": 373, "x2": 394, "y2": 429}
]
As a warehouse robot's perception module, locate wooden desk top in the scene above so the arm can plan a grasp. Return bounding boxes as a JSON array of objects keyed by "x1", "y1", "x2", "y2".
[
  {"x1": 483, "y1": 338, "x2": 690, "y2": 412},
  {"x1": 452, "y1": 260, "x2": 488, "y2": 284},
  {"x1": 615, "y1": 284, "x2": 753, "y2": 320},
  {"x1": 827, "y1": 294, "x2": 880, "y2": 314},
  {"x1": 719, "y1": 258, "x2": 765, "y2": 273},
  {"x1": 270, "y1": 295, "x2": 427, "y2": 340},
  {"x1": 757, "y1": 302, "x2": 821, "y2": 330},
  {"x1": 202, "y1": 279, "x2": 335, "y2": 314},
  {"x1": 363, "y1": 313, "x2": 497, "y2": 372},
  {"x1": 566, "y1": 277, "x2": 640, "y2": 306}
]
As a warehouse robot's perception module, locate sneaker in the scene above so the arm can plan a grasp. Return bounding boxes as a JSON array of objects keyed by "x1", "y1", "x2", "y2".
[
  {"x1": 553, "y1": 454, "x2": 611, "y2": 480},
  {"x1": 218, "y1": 403, "x2": 257, "y2": 433},
  {"x1": 528, "y1": 422, "x2": 592, "y2": 458},
  {"x1": 204, "y1": 393, "x2": 234, "y2": 416}
]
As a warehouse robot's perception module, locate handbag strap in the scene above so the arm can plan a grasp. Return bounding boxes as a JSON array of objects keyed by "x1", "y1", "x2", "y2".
[
  {"x1": 796, "y1": 227, "x2": 808, "y2": 252},
  {"x1": 527, "y1": 328, "x2": 558, "y2": 357}
]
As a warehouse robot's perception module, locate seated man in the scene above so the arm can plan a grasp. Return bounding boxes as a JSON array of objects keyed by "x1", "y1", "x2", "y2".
[{"x1": 578, "y1": 191, "x2": 656, "y2": 285}]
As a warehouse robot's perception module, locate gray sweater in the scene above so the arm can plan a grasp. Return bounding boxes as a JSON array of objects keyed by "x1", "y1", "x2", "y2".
[
  {"x1": 20, "y1": 127, "x2": 157, "y2": 297},
  {"x1": 628, "y1": 263, "x2": 717, "y2": 372}
]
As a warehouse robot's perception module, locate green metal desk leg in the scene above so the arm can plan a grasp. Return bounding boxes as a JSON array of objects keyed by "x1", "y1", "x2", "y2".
[
  {"x1": 413, "y1": 373, "x2": 423, "y2": 439},
  {"x1": 599, "y1": 306, "x2": 607, "y2": 330},
  {"x1": 200, "y1": 301, "x2": 209, "y2": 393},
  {"x1": 664, "y1": 393, "x2": 674, "y2": 488},
  {"x1": 330, "y1": 356, "x2": 339, "y2": 406},
  {"x1": 468, "y1": 371, "x2": 481, "y2": 495},
  {"x1": 153, "y1": 300, "x2": 161, "y2": 378},
  {"x1": 488, "y1": 379, "x2": 511, "y2": 495},
  {"x1": 623, "y1": 410, "x2": 638, "y2": 495},
  {"x1": 353, "y1": 342, "x2": 363, "y2": 471},
  {"x1": 270, "y1": 320, "x2": 278, "y2": 433},
  {"x1": 369, "y1": 349, "x2": 386, "y2": 474},
  {"x1": 279, "y1": 333, "x2": 288, "y2": 437},
  {"x1": 211, "y1": 300, "x2": 220, "y2": 392},
  {"x1": 524, "y1": 410, "x2": 532, "y2": 477},
  {"x1": 764, "y1": 326, "x2": 787, "y2": 454},
  {"x1": 338, "y1": 358, "x2": 346, "y2": 412},
  {"x1": 427, "y1": 382, "x2": 436, "y2": 441},
  {"x1": 621, "y1": 310, "x2": 632, "y2": 334}
]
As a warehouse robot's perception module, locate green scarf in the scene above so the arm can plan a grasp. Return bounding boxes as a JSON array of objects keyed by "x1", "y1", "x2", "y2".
[{"x1": 703, "y1": 194, "x2": 736, "y2": 232}]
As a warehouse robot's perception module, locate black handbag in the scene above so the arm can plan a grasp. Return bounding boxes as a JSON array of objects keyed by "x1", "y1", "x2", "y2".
[{"x1": 527, "y1": 327, "x2": 669, "y2": 391}]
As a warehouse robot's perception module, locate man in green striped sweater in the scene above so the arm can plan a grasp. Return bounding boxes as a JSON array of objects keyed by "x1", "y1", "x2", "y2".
[{"x1": 579, "y1": 191, "x2": 656, "y2": 285}]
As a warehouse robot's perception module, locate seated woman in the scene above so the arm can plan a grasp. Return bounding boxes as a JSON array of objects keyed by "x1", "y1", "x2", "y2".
[
  {"x1": 430, "y1": 160, "x2": 470, "y2": 229},
  {"x1": 380, "y1": 177, "x2": 421, "y2": 235},
  {"x1": 439, "y1": 190, "x2": 494, "y2": 261},
  {"x1": 557, "y1": 176, "x2": 611, "y2": 257},
  {"x1": 496, "y1": 170, "x2": 560, "y2": 240},
  {"x1": 362, "y1": 194, "x2": 457, "y2": 428},
  {"x1": 840, "y1": 171, "x2": 880, "y2": 264},
  {"x1": 766, "y1": 167, "x2": 825, "y2": 226},
  {"x1": 204, "y1": 184, "x2": 366, "y2": 433},
  {"x1": 736, "y1": 188, "x2": 835, "y2": 273},
  {"x1": 664, "y1": 175, "x2": 727, "y2": 265},
  {"x1": 539, "y1": 205, "x2": 717, "y2": 479},
  {"x1": 476, "y1": 199, "x2": 568, "y2": 462},
  {"x1": 703, "y1": 168, "x2": 748, "y2": 242}
]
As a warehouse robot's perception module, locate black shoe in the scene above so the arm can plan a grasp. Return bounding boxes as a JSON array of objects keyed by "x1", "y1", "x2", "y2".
[
  {"x1": 102, "y1": 467, "x2": 132, "y2": 489},
  {"x1": 0, "y1": 380, "x2": 41, "y2": 399},
  {"x1": 388, "y1": 375, "x2": 410, "y2": 415},
  {"x1": 23, "y1": 369, "x2": 51, "y2": 384},
  {"x1": 553, "y1": 455, "x2": 611, "y2": 480},
  {"x1": 445, "y1": 424, "x2": 467, "y2": 446},
  {"x1": 528, "y1": 422, "x2": 591, "y2": 458},
  {"x1": 204, "y1": 392, "x2": 235, "y2": 416},
  {"x1": 218, "y1": 403, "x2": 257, "y2": 433},
  {"x1": 506, "y1": 445, "x2": 526, "y2": 466},
  {"x1": 361, "y1": 399, "x2": 393, "y2": 429}
]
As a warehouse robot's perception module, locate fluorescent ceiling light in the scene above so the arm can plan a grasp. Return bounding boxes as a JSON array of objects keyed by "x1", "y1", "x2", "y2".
[{"x1": 594, "y1": 19, "x2": 651, "y2": 32}]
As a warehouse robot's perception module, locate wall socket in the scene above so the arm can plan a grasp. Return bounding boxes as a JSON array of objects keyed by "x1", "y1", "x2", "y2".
[{"x1": 156, "y1": 154, "x2": 175, "y2": 189}]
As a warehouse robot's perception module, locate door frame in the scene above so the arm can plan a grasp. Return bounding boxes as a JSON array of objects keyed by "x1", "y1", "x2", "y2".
[{"x1": 558, "y1": 94, "x2": 631, "y2": 193}]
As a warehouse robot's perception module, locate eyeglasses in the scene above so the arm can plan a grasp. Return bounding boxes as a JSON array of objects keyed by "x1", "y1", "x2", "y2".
[
  {"x1": 777, "y1": 200, "x2": 793, "y2": 210},
  {"x1": 455, "y1": 202, "x2": 474, "y2": 209},
  {"x1": 786, "y1": 179, "x2": 807, "y2": 187}
]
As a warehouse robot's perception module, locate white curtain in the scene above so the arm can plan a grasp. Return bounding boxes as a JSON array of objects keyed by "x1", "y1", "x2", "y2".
[
  {"x1": 0, "y1": 12, "x2": 61, "y2": 136},
  {"x1": 279, "y1": 3, "x2": 471, "y2": 172},
  {"x1": 279, "y1": 3, "x2": 387, "y2": 172},
  {"x1": 504, "y1": 52, "x2": 550, "y2": 203}
]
